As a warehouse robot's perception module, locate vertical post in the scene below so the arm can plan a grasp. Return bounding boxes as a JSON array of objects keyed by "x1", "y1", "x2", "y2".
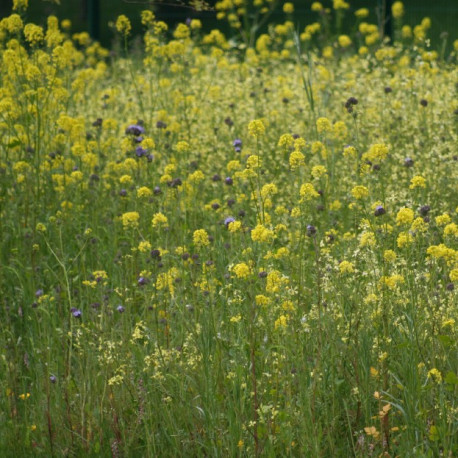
[
  {"x1": 377, "y1": 0, "x2": 393, "y2": 41},
  {"x1": 87, "y1": 0, "x2": 100, "y2": 41},
  {"x1": 384, "y1": 0, "x2": 393, "y2": 42}
]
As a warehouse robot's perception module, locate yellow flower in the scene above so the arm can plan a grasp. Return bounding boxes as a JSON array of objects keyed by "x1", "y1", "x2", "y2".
[
  {"x1": 232, "y1": 262, "x2": 251, "y2": 279},
  {"x1": 316, "y1": 117, "x2": 332, "y2": 134},
  {"x1": 435, "y1": 214, "x2": 451, "y2": 226},
  {"x1": 351, "y1": 185, "x2": 369, "y2": 199},
  {"x1": 248, "y1": 119, "x2": 265, "y2": 137},
  {"x1": 355, "y1": 8, "x2": 369, "y2": 19},
  {"x1": 251, "y1": 224, "x2": 274, "y2": 243},
  {"x1": 392, "y1": 1, "x2": 404, "y2": 19},
  {"x1": 228, "y1": 221, "x2": 242, "y2": 233},
  {"x1": 116, "y1": 15, "x2": 131, "y2": 36},
  {"x1": 19, "y1": 393, "x2": 30, "y2": 400},
  {"x1": 338, "y1": 35, "x2": 352, "y2": 48},
  {"x1": 13, "y1": 0, "x2": 28, "y2": 11},
  {"x1": 289, "y1": 151, "x2": 305, "y2": 170},
  {"x1": 383, "y1": 250, "x2": 397, "y2": 262},
  {"x1": 311, "y1": 165, "x2": 327, "y2": 179},
  {"x1": 137, "y1": 186, "x2": 152, "y2": 198},
  {"x1": 311, "y1": 2, "x2": 323, "y2": 12},
  {"x1": 444, "y1": 223, "x2": 458, "y2": 237},
  {"x1": 396, "y1": 207, "x2": 414, "y2": 225},
  {"x1": 274, "y1": 315, "x2": 288, "y2": 330},
  {"x1": 193, "y1": 229, "x2": 210, "y2": 248},
  {"x1": 152, "y1": 212, "x2": 168, "y2": 228},
  {"x1": 121, "y1": 211, "x2": 140, "y2": 229},
  {"x1": 427, "y1": 368, "x2": 442, "y2": 383},
  {"x1": 450, "y1": 269, "x2": 458, "y2": 282},
  {"x1": 339, "y1": 261, "x2": 354, "y2": 274},
  {"x1": 409, "y1": 176, "x2": 426, "y2": 189},
  {"x1": 300, "y1": 183, "x2": 320, "y2": 200},
  {"x1": 283, "y1": 3, "x2": 294, "y2": 13},
  {"x1": 24, "y1": 24, "x2": 44, "y2": 45},
  {"x1": 397, "y1": 231, "x2": 413, "y2": 248}
]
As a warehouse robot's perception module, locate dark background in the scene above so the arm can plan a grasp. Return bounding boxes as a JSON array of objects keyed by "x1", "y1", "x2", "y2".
[{"x1": 0, "y1": 0, "x2": 456, "y2": 50}]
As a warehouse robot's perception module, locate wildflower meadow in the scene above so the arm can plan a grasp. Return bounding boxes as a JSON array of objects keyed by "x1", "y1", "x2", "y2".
[{"x1": 0, "y1": 0, "x2": 457, "y2": 456}]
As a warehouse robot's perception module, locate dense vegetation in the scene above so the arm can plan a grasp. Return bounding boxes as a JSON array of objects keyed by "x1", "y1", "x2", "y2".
[{"x1": 0, "y1": 0, "x2": 457, "y2": 455}]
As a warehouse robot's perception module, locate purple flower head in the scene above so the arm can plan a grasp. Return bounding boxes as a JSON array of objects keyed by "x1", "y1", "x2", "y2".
[
  {"x1": 125, "y1": 124, "x2": 145, "y2": 136},
  {"x1": 224, "y1": 216, "x2": 235, "y2": 227},
  {"x1": 138, "y1": 276, "x2": 147, "y2": 286},
  {"x1": 156, "y1": 121, "x2": 167, "y2": 129},
  {"x1": 135, "y1": 146, "x2": 147, "y2": 157},
  {"x1": 234, "y1": 147, "x2": 241, "y2": 153},
  {"x1": 50, "y1": 375, "x2": 57, "y2": 384},
  {"x1": 404, "y1": 157, "x2": 414, "y2": 167},
  {"x1": 117, "y1": 305, "x2": 125, "y2": 313},
  {"x1": 119, "y1": 188, "x2": 127, "y2": 197},
  {"x1": 71, "y1": 308, "x2": 82, "y2": 318},
  {"x1": 306, "y1": 225, "x2": 317, "y2": 236},
  {"x1": 225, "y1": 177, "x2": 233, "y2": 186},
  {"x1": 185, "y1": 17, "x2": 192, "y2": 26},
  {"x1": 374, "y1": 205, "x2": 386, "y2": 217},
  {"x1": 147, "y1": 154, "x2": 154, "y2": 162},
  {"x1": 35, "y1": 289, "x2": 44, "y2": 298},
  {"x1": 233, "y1": 138, "x2": 242, "y2": 148}
]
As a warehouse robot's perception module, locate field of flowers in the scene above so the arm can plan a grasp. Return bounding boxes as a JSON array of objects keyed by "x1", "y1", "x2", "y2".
[{"x1": 0, "y1": 0, "x2": 457, "y2": 456}]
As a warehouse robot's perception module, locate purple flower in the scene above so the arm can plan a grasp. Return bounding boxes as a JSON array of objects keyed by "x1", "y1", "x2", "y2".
[
  {"x1": 225, "y1": 177, "x2": 233, "y2": 186},
  {"x1": 125, "y1": 124, "x2": 145, "y2": 136},
  {"x1": 233, "y1": 138, "x2": 242, "y2": 148},
  {"x1": 404, "y1": 157, "x2": 414, "y2": 167},
  {"x1": 117, "y1": 305, "x2": 125, "y2": 313},
  {"x1": 71, "y1": 308, "x2": 82, "y2": 318},
  {"x1": 138, "y1": 277, "x2": 147, "y2": 286},
  {"x1": 35, "y1": 289, "x2": 44, "y2": 298},
  {"x1": 374, "y1": 205, "x2": 386, "y2": 216},
  {"x1": 306, "y1": 225, "x2": 317, "y2": 236},
  {"x1": 135, "y1": 146, "x2": 147, "y2": 157},
  {"x1": 50, "y1": 375, "x2": 57, "y2": 383},
  {"x1": 224, "y1": 216, "x2": 235, "y2": 227}
]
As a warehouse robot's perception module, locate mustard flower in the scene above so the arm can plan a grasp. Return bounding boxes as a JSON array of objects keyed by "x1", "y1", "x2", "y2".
[
  {"x1": 409, "y1": 176, "x2": 426, "y2": 189},
  {"x1": 355, "y1": 8, "x2": 369, "y2": 18},
  {"x1": 396, "y1": 207, "x2": 414, "y2": 225},
  {"x1": 193, "y1": 229, "x2": 210, "y2": 247},
  {"x1": 339, "y1": 261, "x2": 354, "y2": 274},
  {"x1": 311, "y1": 2, "x2": 323, "y2": 12},
  {"x1": 351, "y1": 185, "x2": 369, "y2": 199},
  {"x1": 311, "y1": 165, "x2": 327, "y2": 179},
  {"x1": 24, "y1": 24, "x2": 44, "y2": 45},
  {"x1": 137, "y1": 186, "x2": 152, "y2": 198},
  {"x1": 141, "y1": 10, "x2": 155, "y2": 27},
  {"x1": 283, "y1": 3, "x2": 294, "y2": 14},
  {"x1": 333, "y1": 0, "x2": 349, "y2": 10},
  {"x1": 251, "y1": 224, "x2": 274, "y2": 243},
  {"x1": 300, "y1": 183, "x2": 320, "y2": 200},
  {"x1": 232, "y1": 262, "x2": 251, "y2": 279},
  {"x1": 444, "y1": 223, "x2": 458, "y2": 237},
  {"x1": 13, "y1": 0, "x2": 28, "y2": 11},
  {"x1": 435, "y1": 214, "x2": 451, "y2": 226},
  {"x1": 289, "y1": 151, "x2": 305, "y2": 170},
  {"x1": 316, "y1": 117, "x2": 332, "y2": 134},
  {"x1": 450, "y1": 269, "x2": 458, "y2": 282},
  {"x1": 248, "y1": 119, "x2": 265, "y2": 137},
  {"x1": 397, "y1": 231, "x2": 413, "y2": 248},
  {"x1": 152, "y1": 213, "x2": 168, "y2": 228},
  {"x1": 383, "y1": 250, "x2": 396, "y2": 262},
  {"x1": 338, "y1": 35, "x2": 352, "y2": 48},
  {"x1": 274, "y1": 315, "x2": 288, "y2": 330},
  {"x1": 116, "y1": 15, "x2": 131, "y2": 36},
  {"x1": 121, "y1": 211, "x2": 140, "y2": 229},
  {"x1": 392, "y1": 1, "x2": 404, "y2": 19}
]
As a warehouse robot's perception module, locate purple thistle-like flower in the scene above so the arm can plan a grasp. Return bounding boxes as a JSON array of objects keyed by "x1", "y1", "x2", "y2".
[
  {"x1": 71, "y1": 308, "x2": 82, "y2": 318},
  {"x1": 125, "y1": 124, "x2": 145, "y2": 136},
  {"x1": 135, "y1": 146, "x2": 147, "y2": 157},
  {"x1": 50, "y1": 375, "x2": 57, "y2": 383},
  {"x1": 35, "y1": 289, "x2": 44, "y2": 298},
  {"x1": 306, "y1": 225, "x2": 317, "y2": 236},
  {"x1": 374, "y1": 205, "x2": 386, "y2": 217},
  {"x1": 224, "y1": 216, "x2": 235, "y2": 227},
  {"x1": 225, "y1": 177, "x2": 233, "y2": 186},
  {"x1": 233, "y1": 138, "x2": 242, "y2": 148},
  {"x1": 138, "y1": 277, "x2": 147, "y2": 286},
  {"x1": 117, "y1": 305, "x2": 125, "y2": 313}
]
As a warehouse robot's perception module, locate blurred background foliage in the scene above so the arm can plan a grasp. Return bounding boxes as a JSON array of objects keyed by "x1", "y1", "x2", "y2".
[{"x1": 0, "y1": 0, "x2": 456, "y2": 50}]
